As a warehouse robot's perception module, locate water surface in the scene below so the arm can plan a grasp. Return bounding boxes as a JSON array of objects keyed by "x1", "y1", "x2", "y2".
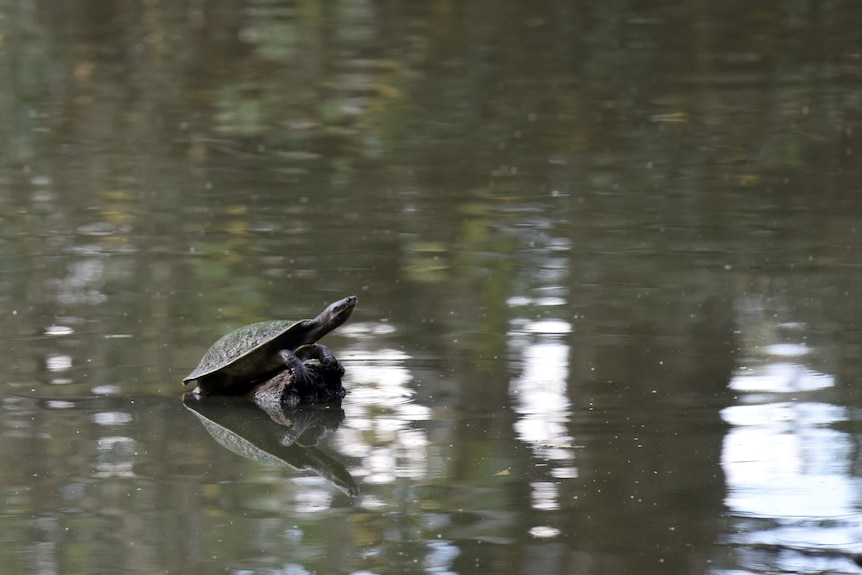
[{"x1": 1, "y1": 1, "x2": 862, "y2": 574}]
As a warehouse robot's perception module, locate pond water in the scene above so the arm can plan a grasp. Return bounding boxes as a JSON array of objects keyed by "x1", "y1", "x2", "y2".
[{"x1": 1, "y1": 1, "x2": 862, "y2": 574}]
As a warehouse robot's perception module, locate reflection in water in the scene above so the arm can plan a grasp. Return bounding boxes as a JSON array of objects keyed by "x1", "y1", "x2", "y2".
[
  {"x1": 93, "y1": 436, "x2": 137, "y2": 479},
  {"x1": 507, "y1": 225, "x2": 576, "y2": 492},
  {"x1": 51, "y1": 258, "x2": 107, "y2": 305},
  {"x1": 504, "y1": 228, "x2": 580, "y2": 548},
  {"x1": 719, "y1": 306, "x2": 862, "y2": 573},
  {"x1": 0, "y1": 0, "x2": 860, "y2": 573},
  {"x1": 336, "y1": 347, "x2": 434, "y2": 486},
  {"x1": 183, "y1": 394, "x2": 359, "y2": 496},
  {"x1": 509, "y1": 336, "x2": 574, "y2": 471}
]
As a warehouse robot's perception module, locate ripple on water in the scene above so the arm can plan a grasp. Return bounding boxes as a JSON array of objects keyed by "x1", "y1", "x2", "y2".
[
  {"x1": 92, "y1": 385, "x2": 122, "y2": 395},
  {"x1": 338, "y1": 321, "x2": 397, "y2": 338},
  {"x1": 506, "y1": 295, "x2": 567, "y2": 307},
  {"x1": 529, "y1": 526, "x2": 561, "y2": 538},
  {"x1": 44, "y1": 325, "x2": 74, "y2": 336},
  {"x1": 91, "y1": 411, "x2": 133, "y2": 425},
  {"x1": 764, "y1": 343, "x2": 811, "y2": 357},
  {"x1": 730, "y1": 362, "x2": 834, "y2": 393},
  {"x1": 508, "y1": 317, "x2": 572, "y2": 336}
]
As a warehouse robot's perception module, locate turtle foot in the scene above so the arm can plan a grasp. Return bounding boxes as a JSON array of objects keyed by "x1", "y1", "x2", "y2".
[
  {"x1": 317, "y1": 357, "x2": 345, "y2": 378},
  {"x1": 296, "y1": 361, "x2": 346, "y2": 405},
  {"x1": 252, "y1": 359, "x2": 345, "y2": 410},
  {"x1": 294, "y1": 343, "x2": 342, "y2": 371}
]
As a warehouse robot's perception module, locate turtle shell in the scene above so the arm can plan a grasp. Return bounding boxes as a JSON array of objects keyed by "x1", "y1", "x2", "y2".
[{"x1": 184, "y1": 319, "x2": 306, "y2": 383}]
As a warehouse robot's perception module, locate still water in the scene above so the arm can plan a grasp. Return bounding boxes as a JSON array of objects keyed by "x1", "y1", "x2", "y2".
[{"x1": 1, "y1": 1, "x2": 862, "y2": 574}]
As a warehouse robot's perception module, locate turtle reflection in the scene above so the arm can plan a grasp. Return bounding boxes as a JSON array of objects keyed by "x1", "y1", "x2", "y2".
[{"x1": 183, "y1": 393, "x2": 358, "y2": 496}]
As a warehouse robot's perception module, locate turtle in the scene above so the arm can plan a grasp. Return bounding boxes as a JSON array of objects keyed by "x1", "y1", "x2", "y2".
[{"x1": 183, "y1": 295, "x2": 357, "y2": 396}]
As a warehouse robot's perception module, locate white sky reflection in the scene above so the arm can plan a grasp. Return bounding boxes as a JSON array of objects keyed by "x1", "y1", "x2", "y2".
[
  {"x1": 510, "y1": 340, "x2": 572, "y2": 448},
  {"x1": 720, "y1": 316, "x2": 862, "y2": 567},
  {"x1": 335, "y1": 347, "x2": 434, "y2": 486},
  {"x1": 508, "y1": 308, "x2": 575, "y2": 510}
]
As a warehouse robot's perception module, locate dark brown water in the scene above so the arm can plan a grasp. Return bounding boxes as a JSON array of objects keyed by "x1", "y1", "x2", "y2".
[{"x1": 2, "y1": 1, "x2": 862, "y2": 573}]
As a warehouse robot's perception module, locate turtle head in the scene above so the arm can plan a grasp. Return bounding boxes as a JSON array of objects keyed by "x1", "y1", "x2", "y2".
[{"x1": 318, "y1": 295, "x2": 358, "y2": 333}]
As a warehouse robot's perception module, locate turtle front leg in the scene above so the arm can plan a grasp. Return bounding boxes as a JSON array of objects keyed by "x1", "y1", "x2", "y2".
[
  {"x1": 294, "y1": 343, "x2": 344, "y2": 377},
  {"x1": 289, "y1": 344, "x2": 346, "y2": 404},
  {"x1": 277, "y1": 349, "x2": 316, "y2": 384},
  {"x1": 277, "y1": 346, "x2": 344, "y2": 391}
]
